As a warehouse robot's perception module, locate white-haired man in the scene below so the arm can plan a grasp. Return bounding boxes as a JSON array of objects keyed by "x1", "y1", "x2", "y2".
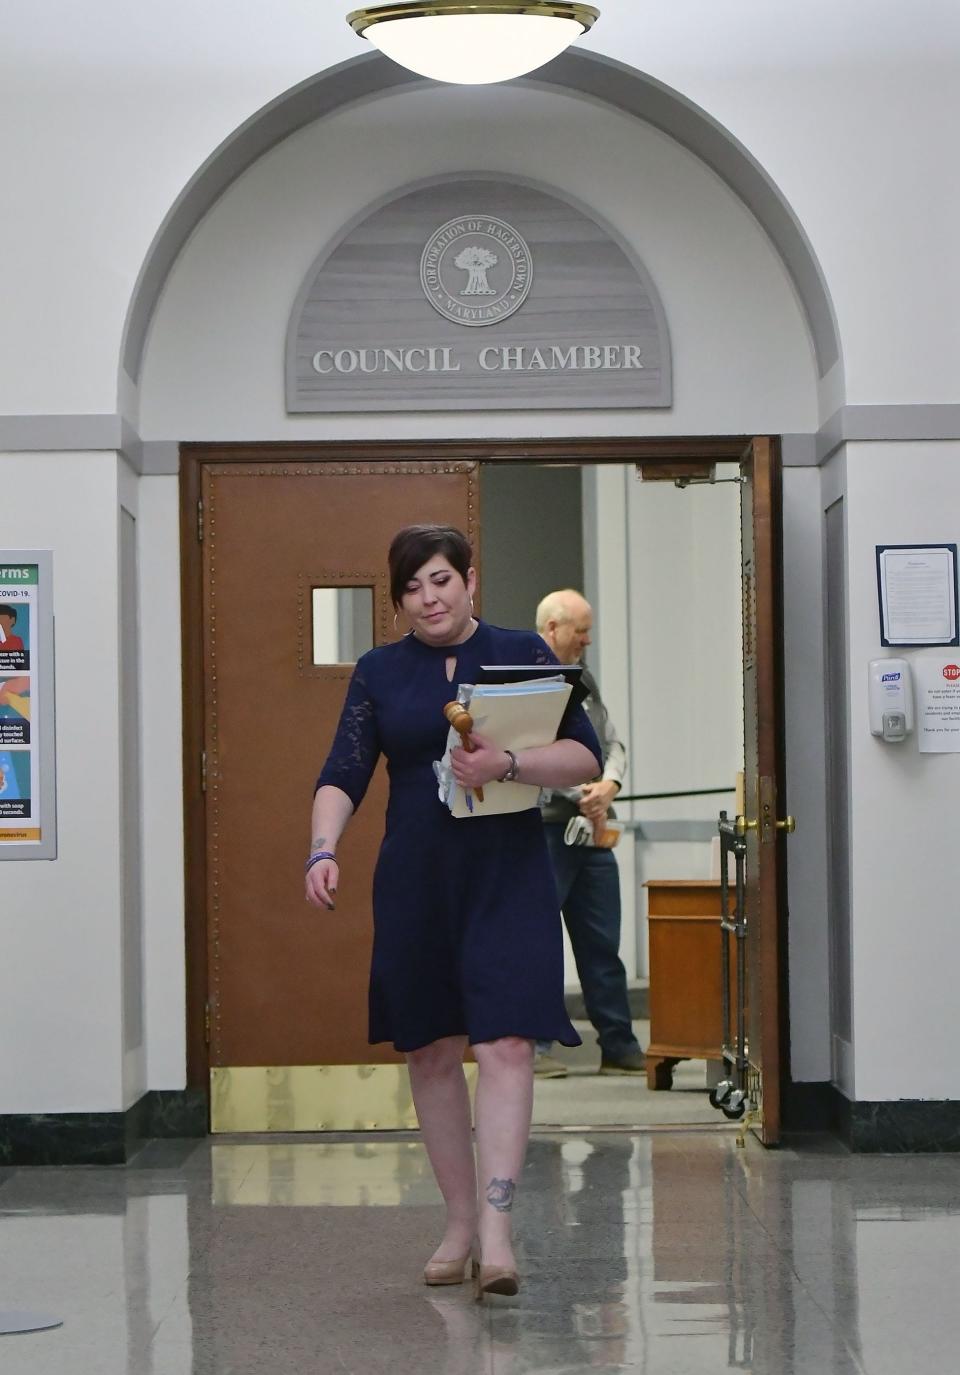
[{"x1": 535, "y1": 589, "x2": 645, "y2": 1077}]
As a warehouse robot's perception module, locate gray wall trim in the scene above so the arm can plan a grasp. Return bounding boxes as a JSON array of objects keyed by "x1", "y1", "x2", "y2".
[
  {"x1": 844, "y1": 403, "x2": 960, "y2": 442},
  {"x1": 773, "y1": 408, "x2": 960, "y2": 470},
  {"x1": 816, "y1": 404, "x2": 960, "y2": 464},
  {"x1": 140, "y1": 442, "x2": 181, "y2": 476},
  {"x1": 816, "y1": 408, "x2": 844, "y2": 466},
  {"x1": 0, "y1": 414, "x2": 124, "y2": 452},
  {"x1": 121, "y1": 431, "x2": 180, "y2": 476},
  {"x1": 120, "y1": 416, "x2": 143, "y2": 475},
  {"x1": 118, "y1": 49, "x2": 843, "y2": 391},
  {"x1": 5, "y1": 407, "x2": 959, "y2": 471},
  {"x1": 0, "y1": 416, "x2": 180, "y2": 475},
  {"x1": 781, "y1": 434, "x2": 818, "y2": 467}
]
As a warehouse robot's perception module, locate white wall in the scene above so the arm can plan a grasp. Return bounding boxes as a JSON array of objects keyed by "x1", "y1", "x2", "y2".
[
  {"x1": 844, "y1": 441, "x2": 960, "y2": 1101},
  {"x1": 137, "y1": 478, "x2": 187, "y2": 1090},
  {"x1": 625, "y1": 469, "x2": 744, "y2": 805},
  {"x1": 585, "y1": 465, "x2": 745, "y2": 984},
  {"x1": 2, "y1": 3, "x2": 958, "y2": 417},
  {"x1": 3, "y1": 2, "x2": 958, "y2": 1113},
  {"x1": 0, "y1": 453, "x2": 126, "y2": 1112},
  {"x1": 139, "y1": 82, "x2": 817, "y2": 438},
  {"x1": 625, "y1": 467, "x2": 745, "y2": 967},
  {"x1": 118, "y1": 461, "x2": 147, "y2": 1109},
  {"x1": 783, "y1": 467, "x2": 831, "y2": 1082},
  {"x1": 583, "y1": 466, "x2": 638, "y2": 981}
]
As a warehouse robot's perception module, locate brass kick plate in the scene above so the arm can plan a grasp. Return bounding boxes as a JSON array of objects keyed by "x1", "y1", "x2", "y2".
[{"x1": 210, "y1": 1064, "x2": 479, "y2": 1133}]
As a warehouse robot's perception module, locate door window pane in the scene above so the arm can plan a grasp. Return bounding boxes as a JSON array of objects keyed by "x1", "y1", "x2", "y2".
[{"x1": 312, "y1": 586, "x2": 374, "y2": 664}]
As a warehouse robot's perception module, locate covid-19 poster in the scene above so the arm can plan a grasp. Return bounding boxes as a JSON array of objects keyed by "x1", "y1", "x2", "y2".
[{"x1": 0, "y1": 553, "x2": 55, "y2": 857}]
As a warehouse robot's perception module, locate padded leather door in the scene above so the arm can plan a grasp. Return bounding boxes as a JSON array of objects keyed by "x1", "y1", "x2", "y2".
[{"x1": 201, "y1": 460, "x2": 478, "y2": 1082}]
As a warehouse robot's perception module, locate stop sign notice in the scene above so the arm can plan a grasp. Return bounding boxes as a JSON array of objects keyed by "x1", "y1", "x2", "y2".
[{"x1": 943, "y1": 664, "x2": 960, "y2": 681}]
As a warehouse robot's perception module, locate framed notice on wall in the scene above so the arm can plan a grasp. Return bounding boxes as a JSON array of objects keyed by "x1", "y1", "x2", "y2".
[
  {"x1": 0, "y1": 551, "x2": 56, "y2": 858},
  {"x1": 876, "y1": 544, "x2": 959, "y2": 647}
]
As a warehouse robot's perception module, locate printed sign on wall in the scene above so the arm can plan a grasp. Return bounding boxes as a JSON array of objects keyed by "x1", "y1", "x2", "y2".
[
  {"x1": 917, "y1": 657, "x2": 960, "y2": 753},
  {"x1": 287, "y1": 176, "x2": 671, "y2": 413},
  {"x1": 0, "y1": 553, "x2": 55, "y2": 857}
]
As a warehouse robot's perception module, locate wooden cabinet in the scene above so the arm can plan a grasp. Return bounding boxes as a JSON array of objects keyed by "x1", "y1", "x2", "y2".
[{"x1": 643, "y1": 879, "x2": 735, "y2": 1090}]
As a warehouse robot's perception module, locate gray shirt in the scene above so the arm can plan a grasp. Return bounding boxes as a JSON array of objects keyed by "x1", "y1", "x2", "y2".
[{"x1": 540, "y1": 665, "x2": 627, "y2": 824}]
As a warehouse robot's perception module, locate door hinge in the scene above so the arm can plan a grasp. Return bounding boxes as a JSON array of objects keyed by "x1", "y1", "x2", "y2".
[
  {"x1": 204, "y1": 1001, "x2": 212, "y2": 1045},
  {"x1": 197, "y1": 498, "x2": 204, "y2": 543},
  {"x1": 201, "y1": 750, "x2": 207, "y2": 793}
]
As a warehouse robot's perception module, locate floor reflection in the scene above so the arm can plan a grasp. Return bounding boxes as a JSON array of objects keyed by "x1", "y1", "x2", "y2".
[
  {"x1": 210, "y1": 1139, "x2": 440, "y2": 1207},
  {"x1": 0, "y1": 1132, "x2": 958, "y2": 1373}
]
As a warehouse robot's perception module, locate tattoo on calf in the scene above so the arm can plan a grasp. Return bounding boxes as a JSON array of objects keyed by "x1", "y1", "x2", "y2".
[{"x1": 486, "y1": 1177, "x2": 516, "y2": 1212}]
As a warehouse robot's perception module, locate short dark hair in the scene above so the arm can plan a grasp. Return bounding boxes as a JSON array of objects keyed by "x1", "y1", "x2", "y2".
[
  {"x1": 0, "y1": 605, "x2": 17, "y2": 623},
  {"x1": 388, "y1": 525, "x2": 472, "y2": 606}
]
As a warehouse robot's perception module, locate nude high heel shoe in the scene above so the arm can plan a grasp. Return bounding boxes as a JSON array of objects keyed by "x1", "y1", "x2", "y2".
[
  {"x1": 473, "y1": 1257, "x2": 520, "y2": 1300},
  {"x1": 423, "y1": 1253, "x2": 472, "y2": 1286}
]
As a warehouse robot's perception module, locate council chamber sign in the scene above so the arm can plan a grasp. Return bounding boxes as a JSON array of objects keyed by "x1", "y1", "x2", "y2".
[
  {"x1": 286, "y1": 176, "x2": 672, "y2": 413},
  {"x1": 0, "y1": 552, "x2": 56, "y2": 858}
]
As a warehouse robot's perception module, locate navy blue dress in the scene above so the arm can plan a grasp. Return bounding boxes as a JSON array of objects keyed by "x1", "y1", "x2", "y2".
[{"x1": 316, "y1": 620, "x2": 602, "y2": 1052}]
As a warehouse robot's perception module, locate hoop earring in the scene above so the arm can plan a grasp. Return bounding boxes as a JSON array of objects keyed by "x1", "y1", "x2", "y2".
[
  {"x1": 393, "y1": 609, "x2": 410, "y2": 635},
  {"x1": 469, "y1": 595, "x2": 475, "y2": 613}
]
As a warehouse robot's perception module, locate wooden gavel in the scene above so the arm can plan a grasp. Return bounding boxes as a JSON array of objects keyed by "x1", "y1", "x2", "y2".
[{"x1": 444, "y1": 701, "x2": 484, "y2": 802}]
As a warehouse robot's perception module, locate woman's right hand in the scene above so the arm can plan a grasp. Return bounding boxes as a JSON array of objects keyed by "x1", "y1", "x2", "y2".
[{"x1": 305, "y1": 858, "x2": 339, "y2": 910}]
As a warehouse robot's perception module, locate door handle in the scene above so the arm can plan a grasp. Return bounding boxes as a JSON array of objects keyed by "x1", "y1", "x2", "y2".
[
  {"x1": 735, "y1": 814, "x2": 796, "y2": 836},
  {"x1": 739, "y1": 780, "x2": 797, "y2": 842}
]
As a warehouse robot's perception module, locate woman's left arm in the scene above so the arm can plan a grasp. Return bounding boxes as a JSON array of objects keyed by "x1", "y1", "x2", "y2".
[
  {"x1": 450, "y1": 734, "x2": 598, "y2": 791},
  {"x1": 449, "y1": 630, "x2": 604, "y2": 791}
]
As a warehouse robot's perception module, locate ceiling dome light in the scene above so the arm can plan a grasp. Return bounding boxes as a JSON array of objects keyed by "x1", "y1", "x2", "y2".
[{"x1": 347, "y1": 3, "x2": 600, "y2": 85}]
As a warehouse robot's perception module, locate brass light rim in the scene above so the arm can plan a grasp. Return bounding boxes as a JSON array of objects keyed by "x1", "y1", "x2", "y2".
[{"x1": 348, "y1": 2, "x2": 600, "y2": 41}]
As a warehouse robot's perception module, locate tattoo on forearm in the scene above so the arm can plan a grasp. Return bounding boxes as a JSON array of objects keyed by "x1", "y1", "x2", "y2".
[
  {"x1": 486, "y1": 1178, "x2": 516, "y2": 1212},
  {"x1": 311, "y1": 837, "x2": 327, "y2": 852}
]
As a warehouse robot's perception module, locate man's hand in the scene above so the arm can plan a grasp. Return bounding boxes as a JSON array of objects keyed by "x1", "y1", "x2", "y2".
[{"x1": 578, "y1": 779, "x2": 619, "y2": 821}]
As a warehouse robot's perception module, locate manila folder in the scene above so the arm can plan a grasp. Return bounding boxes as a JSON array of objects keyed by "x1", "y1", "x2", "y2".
[{"x1": 446, "y1": 678, "x2": 572, "y2": 819}]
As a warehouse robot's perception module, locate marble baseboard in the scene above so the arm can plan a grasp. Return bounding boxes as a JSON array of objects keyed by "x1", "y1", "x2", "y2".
[
  {"x1": 1, "y1": 1090, "x2": 208, "y2": 1166},
  {"x1": 0, "y1": 1112, "x2": 129, "y2": 1166},
  {"x1": 830, "y1": 1091, "x2": 960, "y2": 1152},
  {"x1": 130, "y1": 1088, "x2": 208, "y2": 1141}
]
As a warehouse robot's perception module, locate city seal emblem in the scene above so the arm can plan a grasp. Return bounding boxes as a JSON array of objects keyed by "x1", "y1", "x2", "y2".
[{"x1": 420, "y1": 215, "x2": 533, "y2": 327}]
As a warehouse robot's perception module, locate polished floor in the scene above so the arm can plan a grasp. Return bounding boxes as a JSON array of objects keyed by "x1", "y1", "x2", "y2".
[
  {"x1": 2, "y1": 1130, "x2": 959, "y2": 1374},
  {"x1": 532, "y1": 1018, "x2": 718, "y2": 1127}
]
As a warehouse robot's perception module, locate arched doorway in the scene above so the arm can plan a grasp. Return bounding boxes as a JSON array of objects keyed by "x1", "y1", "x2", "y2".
[{"x1": 126, "y1": 51, "x2": 835, "y2": 1146}]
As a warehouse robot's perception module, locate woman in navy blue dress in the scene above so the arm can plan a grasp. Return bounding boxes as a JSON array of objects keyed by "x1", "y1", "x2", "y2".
[{"x1": 306, "y1": 525, "x2": 601, "y2": 1299}]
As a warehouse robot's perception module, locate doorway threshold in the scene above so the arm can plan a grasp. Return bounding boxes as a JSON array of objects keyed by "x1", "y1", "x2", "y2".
[{"x1": 530, "y1": 1121, "x2": 741, "y2": 1134}]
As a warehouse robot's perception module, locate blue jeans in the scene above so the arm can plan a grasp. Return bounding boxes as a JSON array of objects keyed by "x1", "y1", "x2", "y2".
[{"x1": 538, "y1": 823, "x2": 641, "y2": 1061}]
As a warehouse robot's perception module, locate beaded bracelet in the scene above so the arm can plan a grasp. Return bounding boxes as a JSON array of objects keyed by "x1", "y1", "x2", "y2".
[{"x1": 305, "y1": 851, "x2": 337, "y2": 874}]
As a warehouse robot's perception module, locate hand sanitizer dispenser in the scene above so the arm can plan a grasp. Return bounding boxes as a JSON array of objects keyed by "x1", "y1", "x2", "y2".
[{"x1": 868, "y1": 659, "x2": 914, "y2": 742}]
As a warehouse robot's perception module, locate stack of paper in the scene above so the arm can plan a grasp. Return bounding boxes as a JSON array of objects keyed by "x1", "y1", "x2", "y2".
[{"x1": 434, "y1": 676, "x2": 572, "y2": 818}]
